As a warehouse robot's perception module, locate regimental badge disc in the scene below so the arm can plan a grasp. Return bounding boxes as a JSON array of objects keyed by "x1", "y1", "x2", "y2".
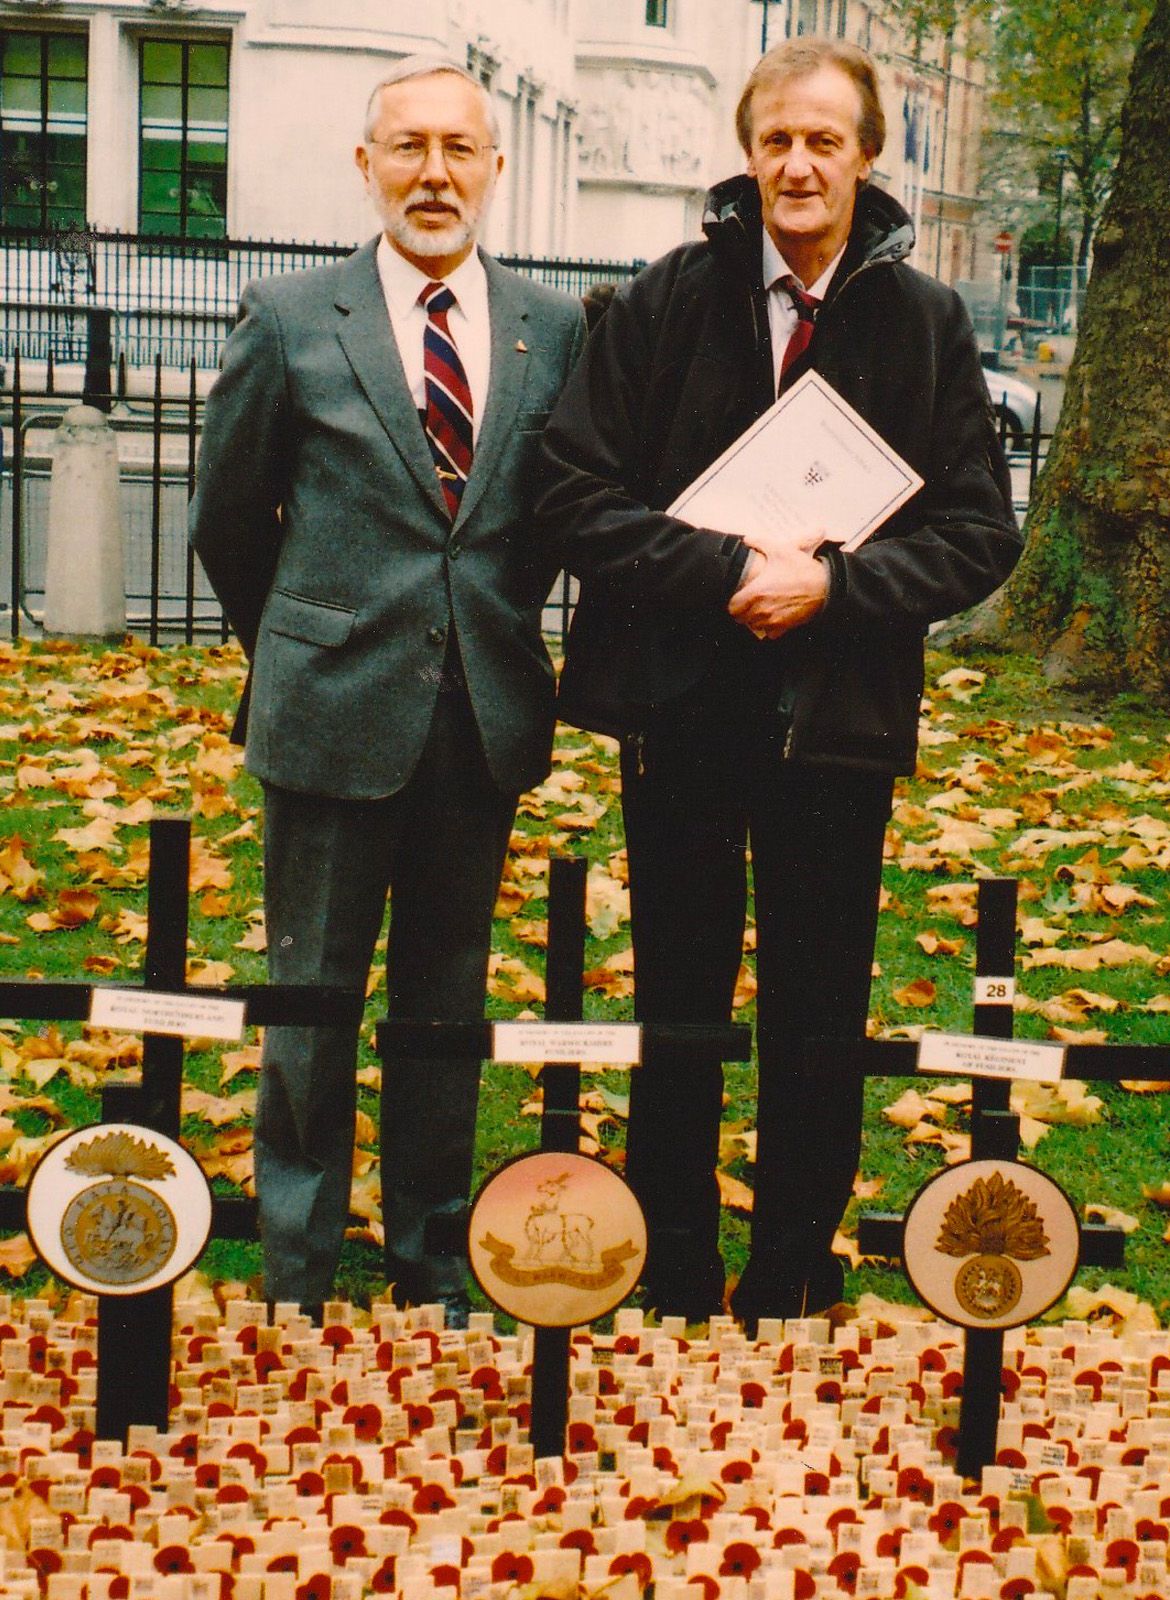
[
  {"x1": 469, "y1": 1152, "x2": 647, "y2": 1327},
  {"x1": 902, "y1": 1158, "x2": 1080, "y2": 1331},
  {"x1": 27, "y1": 1123, "x2": 213, "y2": 1296}
]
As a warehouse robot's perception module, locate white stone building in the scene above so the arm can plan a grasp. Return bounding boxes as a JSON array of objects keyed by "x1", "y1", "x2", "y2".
[{"x1": 0, "y1": 0, "x2": 993, "y2": 282}]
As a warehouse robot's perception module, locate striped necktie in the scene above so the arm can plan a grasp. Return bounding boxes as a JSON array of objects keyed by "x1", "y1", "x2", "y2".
[
  {"x1": 778, "y1": 274, "x2": 819, "y2": 393},
  {"x1": 420, "y1": 280, "x2": 474, "y2": 518}
]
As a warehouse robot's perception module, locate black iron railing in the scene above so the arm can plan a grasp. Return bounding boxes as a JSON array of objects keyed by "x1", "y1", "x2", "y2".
[{"x1": 0, "y1": 225, "x2": 642, "y2": 370}]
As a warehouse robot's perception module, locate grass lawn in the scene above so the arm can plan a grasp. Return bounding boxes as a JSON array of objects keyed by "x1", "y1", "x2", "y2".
[{"x1": 0, "y1": 638, "x2": 1168, "y2": 1323}]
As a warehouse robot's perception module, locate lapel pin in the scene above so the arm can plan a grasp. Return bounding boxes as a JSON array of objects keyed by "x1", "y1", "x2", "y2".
[{"x1": 515, "y1": 339, "x2": 528, "y2": 353}]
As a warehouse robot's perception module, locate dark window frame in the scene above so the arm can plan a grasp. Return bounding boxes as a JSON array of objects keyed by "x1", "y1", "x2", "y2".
[
  {"x1": 137, "y1": 34, "x2": 230, "y2": 240},
  {"x1": 0, "y1": 26, "x2": 89, "y2": 233},
  {"x1": 645, "y1": 0, "x2": 669, "y2": 26}
]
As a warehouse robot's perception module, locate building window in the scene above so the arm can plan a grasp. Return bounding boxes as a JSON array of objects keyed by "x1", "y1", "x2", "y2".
[
  {"x1": 646, "y1": 0, "x2": 669, "y2": 26},
  {"x1": 837, "y1": 0, "x2": 849, "y2": 37},
  {"x1": 796, "y1": 0, "x2": 818, "y2": 36},
  {"x1": 139, "y1": 37, "x2": 229, "y2": 238},
  {"x1": 0, "y1": 30, "x2": 88, "y2": 231}
]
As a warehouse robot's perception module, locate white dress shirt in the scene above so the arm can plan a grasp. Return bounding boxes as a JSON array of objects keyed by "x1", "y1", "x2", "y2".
[
  {"x1": 375, "y1": 236, "x2": 492, "y2": 442},
  {"x1": 762, "y1": 233, "x2": 847, "y2": 392}
]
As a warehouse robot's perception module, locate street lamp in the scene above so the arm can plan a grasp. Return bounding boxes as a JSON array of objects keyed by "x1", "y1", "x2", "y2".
[
  {"x1": 1051, "y1": 148, "x2": 1068, "y2": 266},
  {"x1": 1051, "y1": 148, "x2": 1068, "y2": 331}
]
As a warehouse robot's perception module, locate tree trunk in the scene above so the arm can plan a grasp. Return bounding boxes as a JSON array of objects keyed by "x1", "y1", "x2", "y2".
[{"x1": 968, "y1": 0, "x2": 1170, "y2": 698}]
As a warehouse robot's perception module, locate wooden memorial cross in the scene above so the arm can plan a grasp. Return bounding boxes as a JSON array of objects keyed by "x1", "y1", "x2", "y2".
[
  {"x1": 0, "y1": 815, "x2": 363, "y2": 1441},
  {"x1": 812, "y1": 877, "x2": 1169, "y2": 1478},
  {"x1": 378, "y1": 855, "x2": 752, "y2": 1460}
]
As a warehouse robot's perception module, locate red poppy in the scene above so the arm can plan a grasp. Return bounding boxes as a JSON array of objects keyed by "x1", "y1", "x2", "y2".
[
  {"x1": 413, "y1": 1481, "x2": 456, "y2": 1514},
  {"x1": 687, "y1": 1576, "x2": 720, "y2": 1600},
  {"x1": 653, "y1": 1447, "x2": 679, "y2": 1473},
  {"x1": 296, "y1": 1575, "x2": 332, "y2": 1600},
  {"x1": 1105, "y1": 1539, "x2": 1140, "y2": 1581},
  {"x1": 742, "y1": 1505, "x2": 771, "y2": 1532},
  {"x1": 268, "y1": 1556, "x2": 299, "y2": 1573},
  {"x1": 89, "y1": 1465, "x2": 122, "y2": 1490},
  {"x1": 792, "y1": 1572, "x2": 816, "y2": 1600},
  {"x1": 469, "y1": 1364, "x2": 503, "y2": 1398},
  {"x1": 327, "y1": 1525, "x2": 368, "y2": 1564},
  {"x1": 928, "y1": 1501, "x2": 964, "y2": 1545},
  {"x1": 720, "y1": 1459, "x2": 753, "y2": 1484},
  {"x1": 560, "y1": 1528, "x2": 598, "y2": 1557},
  {"x1": 827, "y1": 1508, "x2": 859, "y2": 1537},
  {"x1": 709, "y1": 1420, "x2": 733, "y2": 1450},
  {"x1": 666, "y1": 1519, "x2": 710, "y2": 1554},
  {"x1": 295, "y1": 1470, "x2": 325, "y2": 1496},
  {"x1": 156, "y1": 1546, "x2": 196, "y2": 1574},
  {"x1": 1136, "y1": 1519, "x2": 1169, "y2": 1543},
  {"x1": 169, "y1": 1432, "x2": 199, "y2": 1464},
  {"x1": 894, "y1": 1569, "x2": 930, "y2": 1598},
  {"x1": 803, "y1": 1471, "x2": 830, "y2": 1496},
  {"x1": 995, "y1": 1447, "x2": 1027, "y2": 1469},
  {"x1": 918, "y1": 1347, "x2": 946, "y2": 1373},
  {"x1": 29, "y1": 1549, "x2": 63, "y2": 1583},
  {"x1": 992, "y1": 1526, "x2": 1025, "y2": 1553},
  {"x1": 491, "y1": 1553, "x2": 534, "y2": 1584},
  {"x1": 895, "y1": 1465, "x2": 933, "y2": 1504},
  {"x1": 934, "y1": 1425, "x2": 960, "y2": 1462},
  {"x1": 1044, "y1": 1503, "x2": 1072, "y2": 1535},
  {"x1": 406, "y1": 1403, "x2": 435, "y2": 1435},
  {"x1": 370, "y1": 1558, "x2": 397, "y2": 1593},
  {"x1": 322, "y1": 1322, "x2": 354, "y2": 1351},
  {"x1": 718, "y1": 1543, "x2": 762, "y2": 1578},
  {"x1": 217, "y1": 1485, "x2": 250, "y2": 1506},
  {"x1": 431, "y1": 1565, "x2": 462, "y2": 1591},
  {"x1": 999, "y1": 1580, "x2": 1036, "y2": 1599},
  {"x1": 740, "y1": 1382, "x2": 767, "y2": 1409},
  {"x1": 875, "y1": 1528, "x2": 904, "y2": 1560},
  {"x1": 827, "y1": 1551, "x2": 860, "y2": 1593},
  {"x1": 533, "y1": 1486, "x2": 566, "y2": 1514},
  {"x1": 772, "y1": 1527, "x2": 808, "y2": 1550},
  {"x1": 610, "y1": 1552, "x2": 653, "y2": 1587},
  {"x1": 624, "y1": 1495, "x2": 658, "y2": 1521}
]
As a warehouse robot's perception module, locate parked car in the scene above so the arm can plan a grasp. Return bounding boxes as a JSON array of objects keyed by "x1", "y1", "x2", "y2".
[{"x1": 980, "y1": 354, "x2": 1039, "y2": 451}]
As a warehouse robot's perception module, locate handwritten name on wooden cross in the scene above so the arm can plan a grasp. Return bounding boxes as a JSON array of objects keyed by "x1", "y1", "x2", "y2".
[{"x1": 0, "y1": 816, "x2": 363, "y2": 1441}]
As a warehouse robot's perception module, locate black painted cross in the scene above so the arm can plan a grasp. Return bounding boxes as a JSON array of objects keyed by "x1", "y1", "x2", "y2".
[
  {"x1": 809, "y1": 877, "x2": 1169, "y2": 1478},
  {"x1": 378, "y1": 855, "x2": 753, "y2": 1459},
  {"x1": 0, "y1": 815, "x2": 363, "y2": 1441}
]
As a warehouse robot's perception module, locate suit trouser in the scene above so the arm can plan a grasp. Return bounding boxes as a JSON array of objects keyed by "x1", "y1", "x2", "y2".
[
  {"x1": 619, "y1": 697, "x2": 893, "y2": 1318},
  {"x1": 256, "y1": 687, "x2": 517, "y2": 1307}
]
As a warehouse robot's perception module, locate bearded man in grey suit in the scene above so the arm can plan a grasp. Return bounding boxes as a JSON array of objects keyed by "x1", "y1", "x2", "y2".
[{"x1": 190, "y1": 56, "x2": 585, "y2": 1325}]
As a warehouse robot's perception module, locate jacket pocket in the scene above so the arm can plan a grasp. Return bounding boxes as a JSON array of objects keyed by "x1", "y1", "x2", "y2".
[{"x1": 264, "y1": 588, "x2": 356, "y2": 648}]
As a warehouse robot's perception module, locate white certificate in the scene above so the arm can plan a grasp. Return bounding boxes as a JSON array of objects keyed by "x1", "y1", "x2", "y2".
[{"x1": 667, "y1": 370, "x2": 923, "y2": 551}]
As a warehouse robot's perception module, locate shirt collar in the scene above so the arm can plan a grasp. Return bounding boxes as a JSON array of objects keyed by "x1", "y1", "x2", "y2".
[
  {"x1": 376, "y1": 234, "x2": 488, "y2": 318},
  {"x1": 761, "y1": 231, "x2": 847, "y2": 300}
]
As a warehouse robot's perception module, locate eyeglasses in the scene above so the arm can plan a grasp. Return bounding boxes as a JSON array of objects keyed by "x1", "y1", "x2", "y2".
[{"x1": 368, "y1": 136, "x2": 497, "y2": 170}]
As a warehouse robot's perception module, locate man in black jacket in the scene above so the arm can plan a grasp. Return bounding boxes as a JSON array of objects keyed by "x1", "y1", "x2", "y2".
[{"x1": 538, "y1": 37, "x2": 1022, "y2": 1328}]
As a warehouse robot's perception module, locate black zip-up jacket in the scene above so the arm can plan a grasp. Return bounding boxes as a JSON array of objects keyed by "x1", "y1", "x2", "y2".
[{"x1": 537, "y1": 176, "x2": 1022, "y2": 773}]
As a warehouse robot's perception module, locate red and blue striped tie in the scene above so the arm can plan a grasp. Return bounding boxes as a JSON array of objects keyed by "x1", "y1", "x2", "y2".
[
  {"x1": 779, "y1": 274, "x2": 819, "y2": 393},
  {"x1": 420, "y1": 280, "x2": 474, "y2": 518}
]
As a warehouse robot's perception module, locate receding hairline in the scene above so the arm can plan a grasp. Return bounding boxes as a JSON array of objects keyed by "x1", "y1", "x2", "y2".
[
  {"x1": 735, "y1": 38, "x2": 886, "y2": 159},
  {"x1": 363, "y1": 56, "x2": 502, "y2": 147}
]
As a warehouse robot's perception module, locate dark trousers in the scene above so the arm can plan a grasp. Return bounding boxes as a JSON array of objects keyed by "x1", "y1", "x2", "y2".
[
  {"x1": 256, "y1": 688, "x2": 516, "y2": 1307},
  {"x1": 619, "y1": 686, "x2": 893, "y2": 1319}
]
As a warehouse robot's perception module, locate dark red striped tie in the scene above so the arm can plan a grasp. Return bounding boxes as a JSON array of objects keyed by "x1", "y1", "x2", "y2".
[
  {"x1": 779, "y1": 274, "x2": 819, "y2": 392},
  {"x1": 420, "y1": 280, "x2": 474, "y2": 518}
]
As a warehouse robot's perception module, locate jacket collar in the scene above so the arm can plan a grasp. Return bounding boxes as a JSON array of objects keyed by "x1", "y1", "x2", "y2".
[{"x1": 701, "y1": 173, "x2": 915, "y2": 300}]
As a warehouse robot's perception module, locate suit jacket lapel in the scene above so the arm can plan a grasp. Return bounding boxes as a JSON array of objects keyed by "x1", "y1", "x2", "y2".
[
  {"x1": 455, "y1": 253, "x2": 532, "y2": 530},
  {"x1": 334, "y1": 239, "x2": 448, "y2": 519}
]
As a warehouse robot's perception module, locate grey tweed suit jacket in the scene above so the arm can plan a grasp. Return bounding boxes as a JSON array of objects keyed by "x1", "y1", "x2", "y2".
[{"x1": 190, "y1": 238, "x2": 586, "y2": 799}]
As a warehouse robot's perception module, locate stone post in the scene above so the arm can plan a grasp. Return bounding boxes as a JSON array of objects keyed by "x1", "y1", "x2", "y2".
[{"x1": 42, "y1": 405, "x2": 126, "y2": 638}]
